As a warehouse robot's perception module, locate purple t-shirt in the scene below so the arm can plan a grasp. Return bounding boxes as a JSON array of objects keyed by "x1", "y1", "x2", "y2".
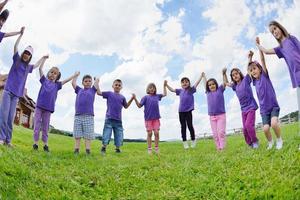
[
  {"x1": 274, "y1": 35, "x2": 300, "y2": 88},
  {"x1": 253, "y1": 70, "x2": 279, "y2": 115},
  {"x1": 232, "y1": 74, "x2": 258, "y2": 112},
  {"x1": 75, "y1": 86, "x2": 97, "y2": 116},
  {"x1": 36, "y1": 75, "x2": 62, "y2": 113},
  {"x1": 206, "y1": 85, "x2": 226, "y2": 116},
  {"x1": 175, "y1": 86, "x2": 196, "y2": 112},
  {"x1": 102, "y1": 91, "x2": 127, "y2": 121},
  {"x1": 0, "y1": 32, "x2": 4, "y2": 43},
  {"x1": 5, "y1": 52, "x2": 33, "y2": 97},
  {"x1": 140, "y1": 94, "x2": 163, "y2": 120}
]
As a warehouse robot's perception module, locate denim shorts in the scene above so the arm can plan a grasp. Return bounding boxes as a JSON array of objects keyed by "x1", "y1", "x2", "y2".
[
  {"x1": 102, "y1": 118, "x2": 124, "y2": 147},
  {"x1": 261, "y1": 107, "x2": 280, "y2": 126}
]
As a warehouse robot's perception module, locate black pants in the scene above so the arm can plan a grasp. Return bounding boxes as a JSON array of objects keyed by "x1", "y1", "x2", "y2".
[{"x1": 179, "y1": 111, "x2": 195, "y2": 141}]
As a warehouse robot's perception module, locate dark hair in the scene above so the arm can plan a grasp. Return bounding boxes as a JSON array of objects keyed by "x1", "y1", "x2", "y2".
[
  {"x1": 146, "y1": 83, "x2": 157, "y2": 94},
  {"x1": 113, "y1": 79, "x2": 122, "y2": 84},
  {"x1": 180, "y1": 77, "x2": 192, "y2": 90},
  {"x1": 269, "y1": 20, "x2": 289, "y2": 44},
  {"x1": 82, "y1": 74, "x2": 92, "y2": 82},
  {"x1": 206, "y1": 78, "x2": 218, "y2": 92},
  {"x1": 230, "y1": 68, "x2": 244, "y2": 85},
  {"x1": 0, "y1": 9, "x2": 9, "y2": 21}
]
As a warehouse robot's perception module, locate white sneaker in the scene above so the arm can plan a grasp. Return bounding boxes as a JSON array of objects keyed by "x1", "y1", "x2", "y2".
[
  {"x1": 252, "y1": 142, "x2": 259, "y2": 149},
  {"x1": 183, "y1": 141, "x2": 189, "y2": 149},
  {"x1": 276, "y1": 138, "x2": 283, "y2": 150},
  {"x1": 267, "y1": 141, "x2": 273, "y2": 150},
  {"x1": 191, "y1": 140, "x2": 197, "y2": 148}
]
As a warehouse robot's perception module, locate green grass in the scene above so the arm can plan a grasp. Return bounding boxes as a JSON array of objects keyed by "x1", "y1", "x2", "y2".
[{"x1": 0, "y1": 123, "x2": 299, "y2": 200}]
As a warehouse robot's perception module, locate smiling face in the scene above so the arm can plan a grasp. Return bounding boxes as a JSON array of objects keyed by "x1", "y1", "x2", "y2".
[
  {"x1": 181, "y1": 79, "x2": 190, "y2": 89},
  {"x1": 269, "y1": 24, "x2": 284, "y2": 41},
  {"x1": 147, "y1": 84, "x2": 156, "y2": 95},
  {"x1": 47, "y1": 67, "x2": 60, "y2": 81},
  {"x1": 208, "y1": 80, "x2": 217, "y2": 92},
  {"x1": 231, "y1": 69, "x2": 241, "y2": 83},
  {"x1": 21, "y1": 51, "x2": 32, "y2": 63},
  {"x1": 249, "y1": 63, "x2": 261, "y2": 79},
  {"x1": 112, "y1": 80, "x2": 122, "y2": 93}
]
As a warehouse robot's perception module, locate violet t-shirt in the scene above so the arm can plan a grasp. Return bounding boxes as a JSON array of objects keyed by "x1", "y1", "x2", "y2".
[
  {"x1": 232, "y1": 74, "x2": 258, "y2": 112},
  {"x1": 102, "y1": 91, "x2": 127, "y2": 121},
  {"x1": 206, "y1": 85, "x2": 225, "y2": 116},
  {"x1": 5, "y1": 52, "x2": 33, "y2": 97},
  {"x1": 36, "y1": 75, "x2": 62, "y2": 113},
  {"x1": 253, "y1": 70, "x2": 279, "y2": 115},
  {"x1": 140, "y1": 94, "x2": 163, "y2": 120},
  {"x1": 75, "y1": 86, "x2": 97, "y2": 116},
  {"x1": 0, "y1": 32, "x2": 4, "y2": 43},
  {"x1": 274, "y1": 35, "x2": 300, "y2": 88},
  {"x1": 175, "y1": 86, "x2": 196, "y2": 112}
]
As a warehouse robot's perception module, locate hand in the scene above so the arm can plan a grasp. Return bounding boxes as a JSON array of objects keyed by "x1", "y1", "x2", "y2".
[
  {"x1": 74, "y1": 71, "x2": 80, "y2": 77},
  {"x1": 201, "y1": 72, "x2": 205, "y2": 78},
  {"x1": 43, "y1": 54, "x2": 49, "y2": 59},
  {"x1": 20, "y1": 27, "x2": 25, "y2": 35},
  {"x1": 248, "y1": 50, "x2": 254, "y2": 59},
  {"x1": 222, "y1": 68, "x2": 227, "y2": 74},
  {"x1": 94, "y1": 77, "x2": 99, "y2": 83},
  {"x1": 132, "y1": 93, "x2": 136, "y2": 99},
  {"x1": 256, "y1": 37, "x2": 260, "y2": 45}
]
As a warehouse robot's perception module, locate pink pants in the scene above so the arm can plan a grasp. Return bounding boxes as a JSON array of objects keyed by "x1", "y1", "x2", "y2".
[{"x1": 209, "y1": 113, "x2": 226, "y2": 150}]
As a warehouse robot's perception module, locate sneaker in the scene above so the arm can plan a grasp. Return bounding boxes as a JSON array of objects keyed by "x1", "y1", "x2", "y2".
[
  {"x1": 252, "y1": 142, "x2": 259, "y2": 149},
  {"x1": 183, "y1": 141, "x2": 189, "y2": 149},
  {"x1": 276, "y1": 138, "x2": 283, "y2": 150},
  {"x1": 74, "y1": 148, "x2": 79, "y2": 154},
  {"x1": 33, "y1": 144, "x2": 38, "y2": 150},
  {"x1": 86, "y1": 149, "x2": 91, "y2": 154},
  {"x1": 147, "y1": 148, "x2": 152, "y2": 155},
  {"x1": 154, "y1": 147, "x2": 159, "y2": 154},
  {"x1": 43, "y1": 145, "x2": 50, "y2": 152},
  {"x1": 267, "y1": 141, "x2": 273, "y2": 150},
  {"x1": 115, "y1": 148, "x2": 121, "y2": 153},
  {"x1": 191, "y1": 140, "x2": 197, "y2": 148},
  {"x1": 6, "y1": 143, "x2": 14, "y2": 148},
  {"x1": 101, "y1": 147, "x2": 106, "y2": 155}
]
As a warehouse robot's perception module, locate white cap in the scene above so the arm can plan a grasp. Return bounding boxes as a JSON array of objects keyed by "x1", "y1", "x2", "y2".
[{"x1": 24, "y1": 45, "x2": 33, "y2": 55}]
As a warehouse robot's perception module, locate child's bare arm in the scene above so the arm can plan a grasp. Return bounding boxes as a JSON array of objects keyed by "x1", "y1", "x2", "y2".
[
  {"x1": 71, "y1": 71, "x2": 80, "y2": 90},
  {"x1": 256, "y1": 38, "x2": 275, "y2": 55},
  {"x1": 132, "y1": 93, "x2": 142, "y2": 108},
  {"x1": 14, "y1": 27, "x2": 24, "y2": 54},
  {"x1": 124, "y1": 94, "x2": 135, "y2": 109},
  {"x1": 4, "y1": 30, "x2": 23, "y2": 38},
  {"x1": 62, "y1": 71, "x2": 80, "y2": 85},
  {"x1": 202, "y1": 73, "x2": 207, "y2": 90},
  {"x1": 193, "y1": 72, "x2": 204, "y2": 88},
  {"x1": 162, "y1": 80, "x2": 167, "y2": 97},
  {"x1": 38, "y1": 55, "x2": 49, "y2": 78},
  {"x1": 94, "y1": 77, "x2": 102, "y2": 95},
  {"x1": 222, "y1": 68, "x2": 229, "y2": 87},
  {"x1": 165, "y1": 80, "x2": 176, "y2": 92},
  {"x1": 256, "y1": 37, "x2": 268, "y2": 73},
  {"x1": 0, "y1": 0, "x2": 8, "y2": 13}
]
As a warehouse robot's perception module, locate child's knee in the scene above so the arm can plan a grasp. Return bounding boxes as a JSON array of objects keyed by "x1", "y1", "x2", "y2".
[{"x1": 263, "y1": 125, "x2": 270, "y2": 132}]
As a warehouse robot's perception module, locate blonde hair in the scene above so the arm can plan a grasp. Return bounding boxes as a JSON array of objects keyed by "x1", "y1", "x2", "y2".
[
  {"x1": 47, "y1": 67, "x2": 61, "y2": 81},
  {"x1": 146, "y1": 83, "x2": 157, "y2": 94},
  {"x1": 269, "y1": 21, "x2": 289, "y2": 44}
]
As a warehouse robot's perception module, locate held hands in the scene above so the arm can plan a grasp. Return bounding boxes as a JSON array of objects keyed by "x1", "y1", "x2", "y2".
[
  {"x1": 42, "y1": 54, "x2": 49, "y2": 60},
  {"x1": 164, "y1": 80, "x2": 167, "y2": 87},
  {"x1": 132, "y1": 93, "x2": 136, "y2": 99},
  {"x1": 201, "y1": 72, "x2": 205, "y2": 78},
  {"x1": 74, "y1": 71, "x2": 80, "y2": 77},
  {"x1": 256, "y1": 37, "x2": 260, "y2": 45},
  {"x1": 94, "y1": 77, "x2": 99, "y2": 84},
  {"x1": 222, "y1": 68, "x2": 227, "y2": 75},
  {"x1": 20, "y1": 27, "x2": 25, "y2": 35},
  {"x1": 248, "y1": 50, "x2": 254, "y2": 59}
]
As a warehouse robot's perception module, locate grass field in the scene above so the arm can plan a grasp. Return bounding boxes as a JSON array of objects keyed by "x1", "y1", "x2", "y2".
[{"x1": 0, "y1": 123, "x2": 299, "y2": 199}]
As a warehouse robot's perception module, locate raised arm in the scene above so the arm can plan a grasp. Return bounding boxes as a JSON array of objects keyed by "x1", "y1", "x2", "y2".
[
  {"x1": 124, "y1": 94, "x2": 135, "y2": 109},
  {"x1": 0, "y1": 0, "x2": 8, "y2": 13},
  {"x1": 256, "y1": 39, "x2": 275, "y2": 55},
  {"x1": 193, "y1": 72, "x2": 204, "y2": 88},
  {"x1": 162, "y1": 80, "x2": 167, "y2": 97},
  {"x1": 94, "y1": 77, "x2": 102, "y2": 96},
  {"x1": 14, "y1": 27, "x2": 24, "y2": 54},
  {"x1": 247, "y1": 50, "x2": 254, "y2": 76},
  {"x1": 222, "y1": 68, "x2": 231, "y2": 87},
  {"x1": 62, "y1": 71, "x2": 80, "y2": 85},
  {"x1": 39, "y1": 55, "x2": 49, "y2": 78},
  {"x1": 4, "y1": 29, "x2": 23, "y2": 38},
  {"x1": 71, "y1": 71, "x2": 80, "y2": 90},
  {"x1": 132, "y1": 93, "x2": 142, "y2": 108},
  {"x1": 256, "y1": 37, "x2": 268, "y2": 73},
  {"x1": 202, "y1": 72, "x2": 207, "y2": 90},
  {"x1": 165, "y1": 80, "x2": 176, "y2": 93}
]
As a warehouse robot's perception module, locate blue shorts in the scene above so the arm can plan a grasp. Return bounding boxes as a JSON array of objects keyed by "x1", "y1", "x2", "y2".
[
  {"x1": 102, "y1": 119, "x2": 124, "y2": 147},
  {"x1": 261, "y1": 107, "x2": 280, "y2": 126}
]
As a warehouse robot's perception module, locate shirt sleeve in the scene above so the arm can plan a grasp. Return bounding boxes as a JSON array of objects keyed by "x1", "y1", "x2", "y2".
[
  {"x1": 92, "y1": 86, "x2": 97, "y2": 93},
  {"x1": 291, "y1": 35, "x2": 300, "y2": 51},
  {"x1": 219, "y1": 85, "x2": 225, "y2": 92},
  {"x1": 75, "y1": 86, "x2": 81, "y2": 94},
  {"x1": 102, "y1": 91, "x2": 109, "y2": 99},
  {"x1": 158, "y1": 94, "x2": 163, "y2": 101},
  {"x1": 122, "y1": 96, "x2": 127, "y2": 107},
  {"x1": 232, "y1": 83, "x2": 236, "y2": 91},
  {"x1": 0, "y1": 32, "x2": 4, "y2": 43},
  {"x1": 191, "y1": 86, "x2": 196, "y2": 94},
  {"x1": 40, "y1": 75, "x2": 46, "y2": 84},
  {"x1": 13, "y1": 52, "x2": 20, "y2": 62},
  {"x1": 175, "y1": 89, "x2": 181, "y2": 96},
  {"x1": 244, "y1": 74, "x2": 252, "y2": 84},
  {"x1": 140, "y1": 96, "x2": 146, "y2": 106},
  {"x1": 28, "y1": 64, "x2": 34, "y2": 73},
  {"x1": 274, "y1": 46, "x2": 284, "y2": 59},
  {"x1": 57, "y1": 82, "x2": 62, "y2": 90}
]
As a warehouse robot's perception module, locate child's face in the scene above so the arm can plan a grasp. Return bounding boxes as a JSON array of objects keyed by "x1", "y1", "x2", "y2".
[
  {"x1": 82, "y1": 78, "x2": 92, "y2": 88},
  {"x1": 21, "y1": 51, "x2": 32, "y2": 63},
  {"x1": 249, "y1": 63, "x2": 261, "y2": 79},
  {"x1": 231, "y1": 70, "x2": 241, "y2": 83},
  {"x1": 208, "y1": 80, "x2": 217, "y2": 92},
  {"x1": 112, "y1": 81, "x2": 122, "y2": 93},
  {"x1": 48, "y1": 68, "x2": 60, "y2": 81},
  {"x1": 269, "y1": 25, "x2": 283, "y2": 40},
  {"x1": 148, "y1": 86, "x2": 156, "y2": 94},
  {"x1": 181, "y1": 79, "x2": 190, "y2": 89}
]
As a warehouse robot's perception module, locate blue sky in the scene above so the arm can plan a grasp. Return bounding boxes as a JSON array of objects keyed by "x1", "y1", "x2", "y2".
[{"x1": 0, "y1": 0, "x2": 299, "y2": 140}]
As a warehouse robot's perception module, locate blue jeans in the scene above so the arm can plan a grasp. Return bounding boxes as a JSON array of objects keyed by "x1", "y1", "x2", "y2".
[
  {"x1": 0, "y1": 90, "x2": 19, "y2": 143},
  {"x1": 102, "y1": 119, "x2": 123, "y2": 147}
]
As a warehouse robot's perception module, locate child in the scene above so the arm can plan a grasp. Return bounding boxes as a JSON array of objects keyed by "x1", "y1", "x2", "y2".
[
  {"x1": 165, "y1": 75, "x2": 203, "y2": 149},
  {"x1": 0, "y1": 27, "x2": 46, "y2": 146},
  {"x1": 132, "y1": 81, "x2": 167, "y2": 154},
  {"x1": 249, "y1": 37, "x2": 283, "y2": 150},
  {"x1": 99, "y1": 79, "x2": 134, "y2": 154},
  {"x1": 203, "y1": 70, "x2": 227, "y2": 151},
  {"x1": 224, "y1": 53, "x2": 259, "y2": 148},
  {"x1": 71, "y1": 73, "x2": 101, "y2": 155},
  {"x1": 32, "y1": 58, "x2": 78, "y2": 152}
]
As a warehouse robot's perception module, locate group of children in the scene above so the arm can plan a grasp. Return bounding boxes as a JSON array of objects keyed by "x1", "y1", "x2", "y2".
[{"x1": 0, "y1": 0, "x2": 300, "y2": 154}]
